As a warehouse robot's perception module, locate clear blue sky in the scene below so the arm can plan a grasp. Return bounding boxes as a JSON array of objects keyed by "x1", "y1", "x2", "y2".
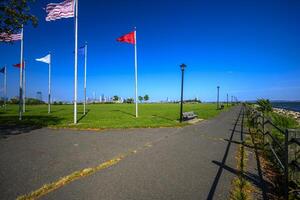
[{"x1": 0, "y1": 0, "x2": 299, "y2": 102}]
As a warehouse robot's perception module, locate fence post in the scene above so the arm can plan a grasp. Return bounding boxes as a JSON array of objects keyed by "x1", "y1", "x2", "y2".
[{"x1": 284, "y1": 129, "x2": 289, "y2": 200}]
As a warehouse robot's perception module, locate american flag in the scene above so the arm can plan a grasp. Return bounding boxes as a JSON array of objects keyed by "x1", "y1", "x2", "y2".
[
  {"x1": 46, "y1": 0, "x2": 74, "y2": 21},
  {"x1": 0, "y1": 32, "x2": 22, "y2": 42}
]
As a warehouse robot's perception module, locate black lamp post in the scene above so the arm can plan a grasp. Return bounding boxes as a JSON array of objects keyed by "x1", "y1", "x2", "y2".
[
  {"x1": 227, "y1": 93, "x2": 229, "y2": 107},
  {"x1": 217, "y1": 86, "x2": 220, "y2": 109},
  {"x1": 179, "y1": 63, "x2": 186, "y2": 123}
]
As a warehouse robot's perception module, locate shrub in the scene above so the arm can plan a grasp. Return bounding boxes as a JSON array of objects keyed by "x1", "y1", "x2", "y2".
[{"x1": 257, "y1": 99, "x2": 272, "y2": 113}]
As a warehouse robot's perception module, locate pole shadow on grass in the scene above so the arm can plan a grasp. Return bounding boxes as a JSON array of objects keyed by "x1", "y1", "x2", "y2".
[
  {"x1": 77, "y1": 109, "x2": 90, "y2": 123},
  {"x1": 49, "y1": 108, "x2": 65, "y2": 113},
  {"x1": 152, "y1": 115, "x2": 175, "y2": 122},
  {"x1": 0, "y1": 115, "x2": 63, "y2": 139},
  {"x1": 206, "y1": 106, "x2": 243, "y2": 199},
  {"x1": 112, "y1": 109, "x2": 135, "y2": 117}
]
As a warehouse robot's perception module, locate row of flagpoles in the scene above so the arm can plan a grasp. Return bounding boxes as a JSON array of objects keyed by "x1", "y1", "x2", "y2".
[{"x1": 0, "y1": 0, "x2": 139, "y2": 124}]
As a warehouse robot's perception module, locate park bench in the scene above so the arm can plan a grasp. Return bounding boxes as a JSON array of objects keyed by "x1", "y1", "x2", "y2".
[{"x1": 182, "y1": 111, "x2": 198, "y2": 121}]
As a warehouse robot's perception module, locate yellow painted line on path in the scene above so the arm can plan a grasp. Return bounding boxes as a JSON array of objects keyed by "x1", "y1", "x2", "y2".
[
  {"x1": 17, "y1": 156, "x2": 124, "y2": 200},
  {"x1": 198, "y1": 133, "x2": 225, "y2": 142},
  {"x1": 16, "y1": 131, "x2": 180, "y2": 200}
]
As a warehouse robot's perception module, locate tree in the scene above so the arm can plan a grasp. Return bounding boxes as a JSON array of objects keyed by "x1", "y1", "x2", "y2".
[
  {"x1": 257, "y1": 99, "x2": 272, "y2": 113},
  {"x1": 138, "y1": 96, "x2": 143, "y2": 102},
  {"x1": 9, "y1": 97, "x2": 19, "y2": 104},
  {"x1": 26, "y1": 98, "x2": 44, "y2": 105},
  {"x1": 144, "y1": 94, "x2": 149, "y2": 102},
  {"x1": 113, "y1": 95, "x2": 119, "y2": 101},
  {"x1": 124, "y1": 98, "x2": 134, "y2": 104},
  {"x1": 0, "y1": 0, "x2": 38, "y2": 41}
]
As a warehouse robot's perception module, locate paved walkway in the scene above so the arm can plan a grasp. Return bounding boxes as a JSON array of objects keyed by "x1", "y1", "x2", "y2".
[{"x1": 0, "y1": 105, "x2": 262, "y2": 200}]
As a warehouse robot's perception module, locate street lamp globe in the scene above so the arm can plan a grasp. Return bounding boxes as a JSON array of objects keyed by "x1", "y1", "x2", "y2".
[{"x1": 180, "y1": 63, "x2": 186, "y2": 70}]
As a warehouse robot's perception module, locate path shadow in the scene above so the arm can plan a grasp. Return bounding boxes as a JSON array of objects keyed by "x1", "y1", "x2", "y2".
[
  {"x1": 249, "y1": 127, "x2": 269, "y2": 199},
  {"x1": 212, "y1": 161, "x2": 273, "y2": 191},
  {"x1": 223, "y1": 138, "x2": 259, "y2": 150},
  {"x1": 206, "y1": 106, "x2": 243, "y2": 199},
  {"x1": 0, "y1": 115, "x2": 63, "y2": 139},
  {"x1": 207, "y1": 105, "x2": 269, "y2": 200},
  {"x1": 112, "y1": 109, "x2": 135, "y2": 117},
  {"x1": 229, "y1": 129, "x2": 251, "y2": 135}
]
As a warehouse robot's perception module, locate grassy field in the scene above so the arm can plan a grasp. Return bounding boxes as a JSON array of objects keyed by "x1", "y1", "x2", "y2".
[{"x1": 0, "y1": 103, "x2": 229, "y2": 129}]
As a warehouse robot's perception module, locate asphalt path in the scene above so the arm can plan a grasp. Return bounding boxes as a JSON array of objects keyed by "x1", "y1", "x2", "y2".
[{"x1": 0, "y1": 105, "x2": 244, "y2": 200}]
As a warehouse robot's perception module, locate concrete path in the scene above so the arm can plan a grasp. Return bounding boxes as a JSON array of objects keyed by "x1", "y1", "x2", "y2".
[{"x1": 0, "y1": 106, "x2": 250, "y2": 200}]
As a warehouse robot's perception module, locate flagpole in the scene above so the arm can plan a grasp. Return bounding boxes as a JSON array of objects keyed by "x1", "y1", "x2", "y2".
[
  {"x1": 74, "y1": 0, "x2": 78, "y2": 124},
  {"x1": 134, "y1": 28, "x2": 138, "y2": 117},
  {"x1": 19, "y1": 25, "x2": 24, "y2": 120},
  {"x1": 48, "y1": 53, "x2": 51, "y2": 113},
  {"x1": 23, "y1": 61, "x2": 26, "y2": 112},
  {"x1": 83, "y1": 42, "x2": 87, "y2": 115},
  {"x1": 4, "y1": 65, "x2": 7, "y2": 111}
]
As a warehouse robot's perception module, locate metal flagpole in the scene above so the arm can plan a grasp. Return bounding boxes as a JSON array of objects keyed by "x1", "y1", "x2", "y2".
[
  {"x1": 23, "y1": 61, "x2": 26, "y2": 112},
  {"x1": 74, "y1": 0, "x2": 78, "y2": 124},
  {"x1": 134, "y1": 28, "x2": 138, "y2": 117},
  {"x1": 4, "y1": 65, "x2": 7, "y2": 111},
  {"x1": 19, "y1": 25, "x2": 24, "y2": 120},
  {"x1": 48, "y1": 53, "x2": 51, "y2": 113},
  {"x1": 83, "y1": 42, "x2": 87, "y2": 115}
]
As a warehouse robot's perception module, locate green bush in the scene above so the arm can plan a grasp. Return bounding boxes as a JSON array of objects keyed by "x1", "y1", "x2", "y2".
[
  {"x1": 271, "y1": 112, "x2": 298, "y2": 129},
  {"x1": 257, "y1": 99, "x2": 272, "y2": 113}
]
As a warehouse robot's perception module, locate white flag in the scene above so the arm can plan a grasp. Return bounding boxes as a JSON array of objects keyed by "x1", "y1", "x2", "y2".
[{"x1": 36, "y1": 54, "x2": 51, "y2": 64}]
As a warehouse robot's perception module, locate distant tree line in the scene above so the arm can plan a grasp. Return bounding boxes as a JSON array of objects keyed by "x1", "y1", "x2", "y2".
[
  {"x1": 6, "y1": 97, "x2": 45, "y2": 105},
  {"x1": 110, "y1": 94, "x2": 150, "y2": 104},
  {"x1": 183, "y1": 98, "x2": 201, "y2": 103},
  {"x1": 171, "y1": 98, "x2": 201, "y2": 104}
]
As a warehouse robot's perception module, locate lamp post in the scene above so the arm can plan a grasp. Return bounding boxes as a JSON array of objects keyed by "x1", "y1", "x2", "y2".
[
  {"x1": 217, "y1": 86, "x2": 220, "y2": 109},
  {"x1": 227, "y1": 93, "x2": 229, "y2": 107},
  {"x1": 179, "y1": 63, "x2": 186, "y2": 123}
]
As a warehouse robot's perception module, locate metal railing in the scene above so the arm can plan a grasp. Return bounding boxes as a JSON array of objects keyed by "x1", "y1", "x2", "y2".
[{"x1": 246, "y1": 106, "x2": 300, "y2": 200}]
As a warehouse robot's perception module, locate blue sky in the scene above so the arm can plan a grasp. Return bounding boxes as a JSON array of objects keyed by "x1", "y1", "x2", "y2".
[{"x1": 0, "y1": 0, "x2": 299, "y2": 102}]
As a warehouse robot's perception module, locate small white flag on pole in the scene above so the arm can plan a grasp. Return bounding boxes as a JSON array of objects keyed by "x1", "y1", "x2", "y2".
[
  {"x1": 36, "y1": 54, "x2": 51, "y2": 113},
  {"x1": 36, "y1": 54, "x2": 51, "y2": 64}
]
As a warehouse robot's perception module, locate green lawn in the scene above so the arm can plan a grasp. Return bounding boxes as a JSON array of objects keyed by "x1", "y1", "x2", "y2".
[{"x1": 0, "y1": 103, "x2": 229, "y2": 129}]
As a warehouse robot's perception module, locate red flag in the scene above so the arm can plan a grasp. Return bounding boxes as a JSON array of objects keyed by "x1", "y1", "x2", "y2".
[
  {"x1": 13, "y1": 62, "x2": 25, "y2": 68},
  {"x1": 116, "y1": 31, "x2": 135, "y2": 44}
]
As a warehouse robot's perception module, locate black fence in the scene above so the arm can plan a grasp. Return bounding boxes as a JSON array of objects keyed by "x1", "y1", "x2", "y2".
[{"x1": 246, "y1": 106, "x2": 299, "y2": 200}]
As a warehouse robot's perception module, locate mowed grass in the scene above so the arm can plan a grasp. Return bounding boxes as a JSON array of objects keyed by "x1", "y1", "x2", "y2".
[{"x1": 0, "y1": 103, "x2": 229, "y2": 129}]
